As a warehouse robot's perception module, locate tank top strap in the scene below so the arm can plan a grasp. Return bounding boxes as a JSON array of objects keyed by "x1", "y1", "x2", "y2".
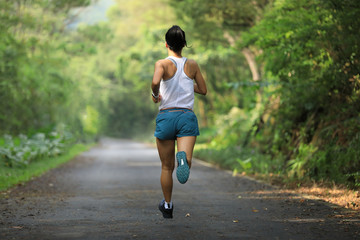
[
  {"x1": 181, "y1": 57, "x2": 187, "y2": 69},
  {"x1": 166, "y1": 56, "x2": 177, "y2": 68},
  {"x1": 166, "y1": 56, "x2": 187, "y2": 71}
]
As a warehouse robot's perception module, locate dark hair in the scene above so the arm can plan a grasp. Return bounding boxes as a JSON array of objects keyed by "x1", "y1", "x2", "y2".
[{"x1": 165, "y1": 25, "x2": 187, "y2": 53}]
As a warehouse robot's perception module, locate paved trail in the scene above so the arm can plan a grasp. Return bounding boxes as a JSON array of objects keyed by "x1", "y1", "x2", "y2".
[{"x1": 1, "y1": 138, "x2": 359, "y2": 240}]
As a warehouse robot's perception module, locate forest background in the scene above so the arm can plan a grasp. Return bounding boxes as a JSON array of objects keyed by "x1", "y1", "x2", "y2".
[{"x1": 1, "y1": 0, "x2": 359, "y2": 190}]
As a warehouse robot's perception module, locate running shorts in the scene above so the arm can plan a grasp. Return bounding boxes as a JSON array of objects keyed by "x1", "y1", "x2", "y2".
[{"x1": 154, "y1": 108, "x2": 200, "y2": 140}]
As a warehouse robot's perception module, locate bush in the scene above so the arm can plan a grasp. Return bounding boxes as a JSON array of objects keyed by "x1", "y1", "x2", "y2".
[
  {"x1": 194, "y1": 144, "x2": 284, "y2": 175},
  {"x1": 0, "y1": 130, "x2": 73, "y2": 168}
]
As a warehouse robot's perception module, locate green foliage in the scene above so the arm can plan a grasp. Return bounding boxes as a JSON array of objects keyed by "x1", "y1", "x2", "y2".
[
  {"x1": 0, "y1": 0, "x2": 99, "y2": 138},
  {"x1": 347, "y1": 172, "x2": 360, "y2": 188},
  {"x1": 0, "y1": 130, "x2": 73, "y2": 168},
  {"x1": 169, "y1": 0, "x2": 268, "y2": 46},
  {"x1": 287, "y1": 143, "x2": 318, "y2": 178},
  {"x1": 0, "y1": 0, "x2": 182, "y2": 140},
  {"x1": 195, "y1": 143, "x2": 283, "y2": 174},
  {"x1": 0, "y1": 143, "x2": 92, "y2": 191},
  {"x1": 181, "y1": 0, "x2": 360, "y2": 188},
  {"x1": 82, "y1": 105, "x2": 100, "y2": 136},
  {"x1": 1, "y1": 0, "x2": 359, "y2": 188},
  {"x1": 236, "y1": 158, "x2": 252, "y2": 172},
  {"x1": 48, "y1": 0, "x2": 91, "y2": 13},
  {"x1": 98, "y1": 0, "x2": 177, "y2": 137},
  {"x1": 240, "y1": 0, "x2": 360, "y2": 185}
]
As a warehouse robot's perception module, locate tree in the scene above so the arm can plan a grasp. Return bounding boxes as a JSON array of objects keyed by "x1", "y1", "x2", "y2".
[
  {"x1": 0, "y1": 0, "x2": 95, "y2": 136},
  {"x1": 243, "y1": 0, "x2": 360, "y2": 182}
]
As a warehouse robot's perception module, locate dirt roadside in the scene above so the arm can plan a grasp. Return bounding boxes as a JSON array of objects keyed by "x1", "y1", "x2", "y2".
[{"x1": 245, "y1": 173, "x2": 360, "y2": 211}]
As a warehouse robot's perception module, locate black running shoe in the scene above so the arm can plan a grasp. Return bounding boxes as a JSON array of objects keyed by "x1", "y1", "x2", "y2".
[{"x1": 158, "y1": 199, "x2": 173, "y2": 219}]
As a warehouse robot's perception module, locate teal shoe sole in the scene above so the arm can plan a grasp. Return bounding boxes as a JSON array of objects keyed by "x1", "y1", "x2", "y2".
[{"x1": 176, "y1": 151, "x2": 190, "y2": 184}]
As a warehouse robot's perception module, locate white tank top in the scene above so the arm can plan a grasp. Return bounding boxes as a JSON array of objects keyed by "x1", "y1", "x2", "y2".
[{"x1": 159, "y1": 56, "x2": 194, "y2": 110}]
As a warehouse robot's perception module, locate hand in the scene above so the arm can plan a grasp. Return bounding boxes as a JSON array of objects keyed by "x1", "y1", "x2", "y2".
[{"x1": 152, "y1": 94, "x2": 162, "y2": 103}]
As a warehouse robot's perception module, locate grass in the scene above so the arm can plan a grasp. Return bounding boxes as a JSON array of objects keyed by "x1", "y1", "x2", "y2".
[{"x1": 0, "y1": 143, "x2": 94, "y2": 191}]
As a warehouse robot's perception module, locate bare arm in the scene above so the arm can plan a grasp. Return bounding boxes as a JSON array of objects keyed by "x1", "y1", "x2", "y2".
[
  {"x1": 151, "y1": 60, "x2": 164, "y2": 103},
  {"x1": 193, "y1": 62, "x2": 207, "y2": 95}
]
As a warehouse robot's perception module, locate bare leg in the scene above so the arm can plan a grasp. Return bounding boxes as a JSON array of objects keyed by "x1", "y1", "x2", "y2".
[
  {"x1": 177, "y1": 136, "x2": 197, "y2": 168},
  {"x1": 156, "y1": 138, "x2": 175, "y2": 203}
]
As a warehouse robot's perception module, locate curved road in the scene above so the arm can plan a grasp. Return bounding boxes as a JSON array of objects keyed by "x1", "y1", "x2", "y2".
[{"x1": 1, "y1": 138, "x2": 359, "y2": 239}]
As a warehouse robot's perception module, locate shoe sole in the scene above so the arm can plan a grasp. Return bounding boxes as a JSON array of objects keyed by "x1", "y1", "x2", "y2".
[{"x1": 176, "y1": 151, "x2": 190, "y2": 184}]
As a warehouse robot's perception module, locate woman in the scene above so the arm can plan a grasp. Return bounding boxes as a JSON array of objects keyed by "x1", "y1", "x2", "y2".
[{"x1": 151, "y1": 25, "x2": 207, "y2": 219}]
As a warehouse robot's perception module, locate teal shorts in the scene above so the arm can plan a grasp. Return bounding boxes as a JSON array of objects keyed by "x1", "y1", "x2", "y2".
[{"x1": 154, "y1": 108, "x2": 200, "y2": 140}]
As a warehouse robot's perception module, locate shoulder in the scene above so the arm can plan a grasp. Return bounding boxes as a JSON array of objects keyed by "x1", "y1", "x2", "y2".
[
  {"x1": 185, "y1": 58, "x2": 200, "y2": 73},
  {"x1": 155, "y1": 59, "x2": 173, "y2": 68},
  {"x1": 185, "y1": 58, "x2": 198, "y2": 67},
  {"x1": 155, "y1": 59, "x2": 166, "y2": 67},
  {"x1": 186, "y1": 59, "x2": 201, "y2": 73},
  {"x1": 183, "y1": 58, "x2": 200, "y2": 79}
]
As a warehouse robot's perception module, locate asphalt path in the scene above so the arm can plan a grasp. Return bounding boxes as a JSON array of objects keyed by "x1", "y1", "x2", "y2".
[{"x1": 0, "y1": 138, "x2": 359, "y2": 240}]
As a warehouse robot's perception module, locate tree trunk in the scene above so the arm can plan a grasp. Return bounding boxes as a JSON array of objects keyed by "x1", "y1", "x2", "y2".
[
  {"x1": 241, "y1": 48, "x2": 260, "y2": 81},
  {"x1": 223, "y1": 31, "x2": 261, "y2": 81}
]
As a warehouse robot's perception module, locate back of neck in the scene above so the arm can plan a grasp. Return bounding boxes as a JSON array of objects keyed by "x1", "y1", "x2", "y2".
[{"x1": 168, "y1": 49, "x2": 182, "y2": 58}]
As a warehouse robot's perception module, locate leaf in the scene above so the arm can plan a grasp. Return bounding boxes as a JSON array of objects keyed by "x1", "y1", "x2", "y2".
[
  {"x1": 11, "y1": 226, "x2": 23, "y2": 229},
  {"x1": 232, "y1": 168, "x2": 238, "y2": 177}
]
